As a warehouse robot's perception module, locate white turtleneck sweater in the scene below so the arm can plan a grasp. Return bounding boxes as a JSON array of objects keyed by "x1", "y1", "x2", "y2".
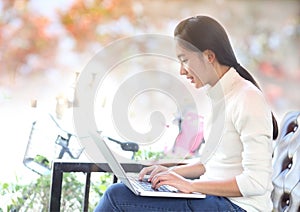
[{"x1": 200, "y1": 68, "x2": 273, "y2": 212}]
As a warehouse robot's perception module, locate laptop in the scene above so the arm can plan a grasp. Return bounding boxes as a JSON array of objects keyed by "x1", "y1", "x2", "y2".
[{"x1": 90, "y1": 132, "x2": 206, "y2": 198}]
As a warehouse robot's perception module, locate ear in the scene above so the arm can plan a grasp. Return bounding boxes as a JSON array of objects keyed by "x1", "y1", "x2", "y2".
[{"x1": 203, "y1": 50, "x2": 216, "y2": 63}]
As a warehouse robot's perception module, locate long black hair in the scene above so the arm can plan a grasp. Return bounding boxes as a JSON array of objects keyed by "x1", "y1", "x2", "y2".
[{"x1": 174, "y1": 15, "x2": 278, "y2": 139}]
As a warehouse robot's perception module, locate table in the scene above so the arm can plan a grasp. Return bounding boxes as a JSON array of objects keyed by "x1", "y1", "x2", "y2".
[{"x1": 49, "y1": 161, "x2": 145, "y2": 211}]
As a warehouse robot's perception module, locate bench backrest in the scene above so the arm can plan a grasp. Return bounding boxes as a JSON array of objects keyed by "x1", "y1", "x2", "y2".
[{"x1": 272, "y1": 111, "x2": 300, "y2": 212}]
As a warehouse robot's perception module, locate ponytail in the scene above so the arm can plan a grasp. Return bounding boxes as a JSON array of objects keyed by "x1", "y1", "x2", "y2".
[{"x1": 234, "y1": 64, "x2": 279, "y2": 140}]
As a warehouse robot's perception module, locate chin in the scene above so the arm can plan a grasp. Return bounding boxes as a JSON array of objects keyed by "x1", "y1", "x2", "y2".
[
  {"x1": 194, "y1": 84, "x2": 201, "y2": 89},
  {"x1": 195, "y1": 82, "x2": 206, "y2": 89}
]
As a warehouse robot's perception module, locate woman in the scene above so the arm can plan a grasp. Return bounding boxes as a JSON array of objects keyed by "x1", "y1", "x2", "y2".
[{"x1": 94, "y1": 15, "x2": 278, "y2": 212}]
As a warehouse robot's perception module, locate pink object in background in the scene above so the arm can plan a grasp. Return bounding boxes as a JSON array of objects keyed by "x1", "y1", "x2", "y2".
[{"x1": 172, "y1": 112, "x2": 204, "y2": 157}]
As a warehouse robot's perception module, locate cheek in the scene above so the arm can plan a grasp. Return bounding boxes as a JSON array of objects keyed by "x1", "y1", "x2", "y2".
[
  {"x1": 188, "y1": 61, "x2": 202, "y2": 78},
  {"x1": 186, "y1": 60, "x2": 198, "y2": 74},
  {"x1": 189, "y1": 57, "x2": 205, "y2": 72}
]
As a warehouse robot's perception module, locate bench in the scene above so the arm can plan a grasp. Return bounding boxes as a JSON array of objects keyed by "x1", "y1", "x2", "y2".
[{"x1": 272, "y1": 111, "x2": 300, "y2": 212}]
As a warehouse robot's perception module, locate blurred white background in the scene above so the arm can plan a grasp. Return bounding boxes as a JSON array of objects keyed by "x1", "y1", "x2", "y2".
[{"x1": 0, "y1": 0, "x2": 299, "y2": 184}]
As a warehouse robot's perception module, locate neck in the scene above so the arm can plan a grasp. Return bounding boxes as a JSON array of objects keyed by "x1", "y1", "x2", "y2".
[
  {"x1": 216, "y1": 63, "x2": 231, "y2": 78},
  {"x1": 210, "y1": 63, "x2": 230, "y2": 86}
]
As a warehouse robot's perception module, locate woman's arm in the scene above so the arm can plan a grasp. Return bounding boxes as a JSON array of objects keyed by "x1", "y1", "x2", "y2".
[
  {"x1": 169, "y1": 162, "x2": 205, "y2": 179},
  {"x1": 189, "y1": 178, "x2": 242, "y2": 196},
  {"x1": 138, "y1": 161, "x2": 205, "y2": 181}
]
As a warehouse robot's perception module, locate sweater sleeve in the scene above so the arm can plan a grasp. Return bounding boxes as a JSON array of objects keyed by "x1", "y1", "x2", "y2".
[{"x1": 233, "y1": 88, "x2": 273, "y2": 197}]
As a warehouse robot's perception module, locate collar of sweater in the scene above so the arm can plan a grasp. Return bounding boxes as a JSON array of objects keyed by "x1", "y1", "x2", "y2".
[{"x1": 205, "y1": 67, "x2": 240, "y2": 101}]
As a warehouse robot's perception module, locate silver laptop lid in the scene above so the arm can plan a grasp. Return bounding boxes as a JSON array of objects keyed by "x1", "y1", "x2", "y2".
[{"x1": 89, "y1": 132, "x2": 138, "y2": 194}]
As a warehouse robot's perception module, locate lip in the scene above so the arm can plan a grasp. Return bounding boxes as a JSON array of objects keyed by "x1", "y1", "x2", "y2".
[{"x1": 186, "y1": 76, "x2": 194, "y2": 83}]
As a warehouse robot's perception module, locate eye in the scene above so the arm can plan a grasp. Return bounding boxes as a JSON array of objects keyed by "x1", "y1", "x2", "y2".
[{"x1": 181, "y1": 59, "x2": 188, "y2": 64}]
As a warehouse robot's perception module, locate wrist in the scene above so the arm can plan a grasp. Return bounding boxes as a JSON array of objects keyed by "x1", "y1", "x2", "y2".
[
  {"x1": 168, "y1": 166, "x2": 177, "y2": 173},
  {"x1": 187, "y1": 179, "x2": 197, "y2": 193}
]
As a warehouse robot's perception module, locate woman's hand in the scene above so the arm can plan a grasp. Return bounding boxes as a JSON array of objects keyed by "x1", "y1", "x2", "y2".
[
  {"x1": 138, "y1": 165, "x2": 169, "y2": 182},
  {"x1": 139, "y1": 165, "x2": 194, "y2": 193},
  {"x1": 151, "y1": 171, "x2": 194, "y2": 193}
]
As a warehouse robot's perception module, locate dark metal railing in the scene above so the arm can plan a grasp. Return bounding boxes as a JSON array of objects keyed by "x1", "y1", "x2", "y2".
[{"x1": 49, "y1": 161, "x2": 144, "y2": 211}]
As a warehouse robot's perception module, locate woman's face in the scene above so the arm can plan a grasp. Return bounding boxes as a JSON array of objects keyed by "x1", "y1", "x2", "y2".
[{"x1": 176, "y1": 43, "x2": 214, "y2": 89}]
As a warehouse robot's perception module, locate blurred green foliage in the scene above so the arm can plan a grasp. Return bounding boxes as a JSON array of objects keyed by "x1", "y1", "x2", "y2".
[
  {"x1": 0, "y1": 172, "x2": 113, "y2": 211},
  {"x1": 1, "y1": 147, "x2": 165, "y2": 211},
  {"x1": 134, "y1": 148, "x2": 165, "y2": 161}
]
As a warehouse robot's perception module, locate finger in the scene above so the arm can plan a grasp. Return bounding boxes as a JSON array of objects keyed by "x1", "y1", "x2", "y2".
[
  {"x1": 148, "y1": 170, "x2": 158, "y2": 181},
  {"x1": 151, "y1": 173, "x2": 167, "y2": 188},
  {"x1": 151, "y1": 176, "x2": 160, "y2": 189},
  {"x1": 148, "y1": 166, "x2": 162, "y2": 181},
  {"x1": 153, "y1": 178, "x2": 169, "y2": 190},
  {"x1": 138, "y1": 166, "x2": 154, "y2": 180}
]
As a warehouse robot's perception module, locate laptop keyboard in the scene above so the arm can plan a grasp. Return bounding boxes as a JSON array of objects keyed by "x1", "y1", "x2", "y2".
[{"x1": 131, "y1": 179, "x2": 177, "y2": 192}]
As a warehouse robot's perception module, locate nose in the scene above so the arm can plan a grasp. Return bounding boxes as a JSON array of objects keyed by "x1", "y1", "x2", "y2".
[{"x1": 180, "y1": 65, "x2": 188, "y2": 75}]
